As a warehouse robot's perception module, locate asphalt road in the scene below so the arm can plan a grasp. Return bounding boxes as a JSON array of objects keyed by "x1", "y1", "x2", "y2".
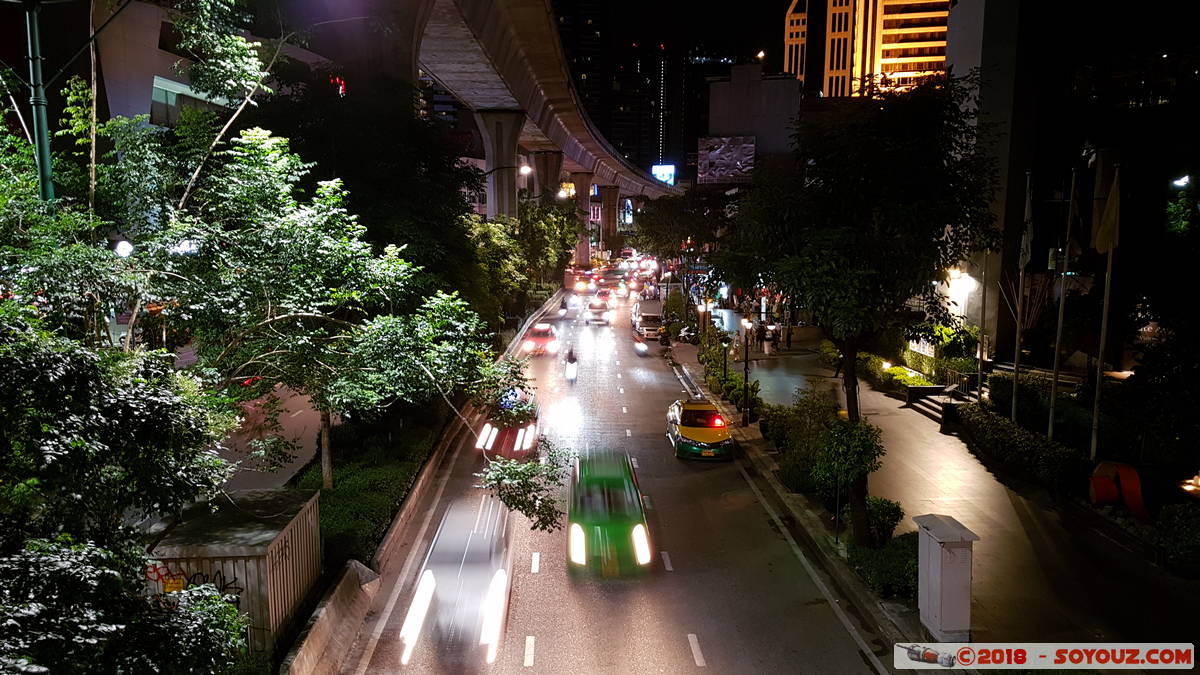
[{"x1": 342, "y1": 295, "x2": 887, "y2": 675}]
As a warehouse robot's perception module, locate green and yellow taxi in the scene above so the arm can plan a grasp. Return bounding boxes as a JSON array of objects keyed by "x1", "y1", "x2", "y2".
[
  {"x1": 567, "y1": 451, "x2": 653, "y2": 577},
  {"x1": 666, "y1": 398, "x2": 733, "y2": 459}
]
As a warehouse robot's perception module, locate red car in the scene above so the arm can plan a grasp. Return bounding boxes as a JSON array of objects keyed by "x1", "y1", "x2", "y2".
[
  {"x1": 521, "y1": 323, "x2": 560, "y2": 355},
  {"x1": 475, "y1": 388, "x2": 540, "y2": 460}
]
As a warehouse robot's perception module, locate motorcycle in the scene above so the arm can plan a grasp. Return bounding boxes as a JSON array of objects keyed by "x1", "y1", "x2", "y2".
[
  {"x1": 564, "y1": 349, "x2": 578, "y2": 381},
  {"x1": 678, "y1": 326, "x2": 700, "y2": 345}
]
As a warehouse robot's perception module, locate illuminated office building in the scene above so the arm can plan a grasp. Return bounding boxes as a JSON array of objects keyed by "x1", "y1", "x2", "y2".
[{"x1": 786, "y1": 0, "x2": 948, "y2": 97}]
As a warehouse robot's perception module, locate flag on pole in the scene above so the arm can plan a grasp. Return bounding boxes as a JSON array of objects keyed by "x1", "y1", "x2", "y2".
[
  {"x1": 1094, "y1": 167, "x2": 1120, "y2": 253},
  {"x1": 1019, "y1": 174, "x2": 1033, "y2": 269}
]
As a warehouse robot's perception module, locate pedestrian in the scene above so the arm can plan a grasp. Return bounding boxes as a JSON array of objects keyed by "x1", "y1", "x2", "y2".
[
  {"x1": 755, "y1": 322, "x2": 766, "y2": 353},
  {"x1": 785, "y1": 321, "x2": 793, "y2": 349}
]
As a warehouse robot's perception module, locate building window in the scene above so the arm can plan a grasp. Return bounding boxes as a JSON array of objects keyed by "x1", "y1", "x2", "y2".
[{"x1": 149, "y1": 77, "x2": 225, "y2": 127}]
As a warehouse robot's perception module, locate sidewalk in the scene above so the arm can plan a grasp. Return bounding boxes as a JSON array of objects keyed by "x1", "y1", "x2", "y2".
[{"x1": 671, "y1": 340, "x2": 1200, "y2": 643}]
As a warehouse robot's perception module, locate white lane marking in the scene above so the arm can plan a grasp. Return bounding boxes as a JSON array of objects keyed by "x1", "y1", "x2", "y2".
[
  {"x1": 524, "y1": 636, "x2": 535, "y2": 667},
  {"x1": 531, "y1": 552, "x2": 540, "y2": 574},
  {"x1": 289, "y1": 410, "x2": 304, "y2": 418},
  {"x1": 630, "y1": 457, "x2": 639, "y2": 468},
  {"x1": 688, "y1": 633, "x2": 707, "y2": 667},
  {"x1": 617, "y1": 373, "x2": 622, "y2": 378},
  {"x1": 642, "y1": 494, "x2": 652, "y2": 510},
  {"x1": 616, "y1": 359, "x2": 620, "y2": 365},
  {"x1": 619, "y1": 387, "x2": 624, "y2": 394},
  {"x1": 661, "y1": 550, "x2": 674, "y2": 571},
  {"x1": 622, "y1": 406, "x2": 628, "y2": 414},
  {"x1": 734, "y1": 461, "x2": 889, "y2": 675},
  {"x1": 352, "y1": 426, "x2": 461, "y2": 674},
  {"x1": 626, "y1": 429, "x2": 632, "y2": 437}
]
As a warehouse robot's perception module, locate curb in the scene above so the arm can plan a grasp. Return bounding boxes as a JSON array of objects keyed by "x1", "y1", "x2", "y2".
[{"x1": 675, "y1": 359, "x2": 924, "y2": 654}]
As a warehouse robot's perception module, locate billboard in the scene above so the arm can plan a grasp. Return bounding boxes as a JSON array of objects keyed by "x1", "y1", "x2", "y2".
[
  {"x1": 651, "y1": 164, "x2": 676, "y2": 185},
  {"x1": 697, "y1": 136, "x2": 755, "y2": 184}
]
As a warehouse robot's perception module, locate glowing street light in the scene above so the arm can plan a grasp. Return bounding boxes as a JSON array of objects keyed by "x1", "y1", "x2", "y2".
[
  {"x1": 1173, "y1": 175, "x2": 1190, "y2": 188},
  {"x1": 114, "y1": 240, "x2": 134, "y2": 258}
]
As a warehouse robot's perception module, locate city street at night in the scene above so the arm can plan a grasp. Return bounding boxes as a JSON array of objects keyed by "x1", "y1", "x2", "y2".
[{"x1": 344, "y1": 294, "x2": 887, "y2": 674}]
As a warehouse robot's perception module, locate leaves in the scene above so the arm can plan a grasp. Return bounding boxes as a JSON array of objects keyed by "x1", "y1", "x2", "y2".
[{"x1": 475, "y1": 438, "x2": 573, "y2": 532}]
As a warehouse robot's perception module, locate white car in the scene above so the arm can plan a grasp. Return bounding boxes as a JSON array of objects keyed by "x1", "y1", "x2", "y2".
[{"x1": 585, "y1": 299, "x2": 615, "y2": 325}]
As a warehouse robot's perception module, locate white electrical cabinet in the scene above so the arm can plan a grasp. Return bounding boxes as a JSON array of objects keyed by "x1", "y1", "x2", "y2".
[{"x1": 914, "y1": 513, "x2": 979, "y2": 642}]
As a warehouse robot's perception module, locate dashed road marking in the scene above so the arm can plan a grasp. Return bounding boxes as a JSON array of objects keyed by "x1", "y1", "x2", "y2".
[
  {"x1": 617, "y1": 373, "x2": 622, "y2": 378},
  {"x1": 661, "y1": 551, "x2": 674, "y2": 571},
  {"x1": 630, "y1": 457, "x2": 639, "y2": 468},
  {"x1": 616, "y1": 359, "x2": 620, "y2": 365},
  {"x1": 622, "y1": 406, "x2": 628, "y2": 413},
  {"x1": 531, "y1": 552, "x2": 540, "y2": 574},
  {"x1": 642, "y1": 494, "x2": 653, "y2": 510},
  {"x1": 289, "y1": 410, "x2": 303, "y2": 418},
  {"x1": 619, "y1": 387, "x2": 624, "y2": 394},
  {"x1": 626, "y1": 429, "x2": 632, "y2": 437},
  {"x1": 524, "y1": 636, "x2": 535, "y2": 667},
  {"x1": 688, "y1": 634, "x2": 706, "y2": 667}
]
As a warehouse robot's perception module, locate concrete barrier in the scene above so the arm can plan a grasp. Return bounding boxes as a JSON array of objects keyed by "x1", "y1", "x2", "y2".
[{"x1": 279, "y1": 560, "x2": 379, "y2": 675}]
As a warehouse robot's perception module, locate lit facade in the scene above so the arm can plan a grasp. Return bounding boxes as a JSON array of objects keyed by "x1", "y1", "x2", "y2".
[
  {"x1": 787, "y1": 0, "x2": 948, "y2": 97},
  {"x1": 783, "y1": 1, "x2": 809, "y2": 84}
]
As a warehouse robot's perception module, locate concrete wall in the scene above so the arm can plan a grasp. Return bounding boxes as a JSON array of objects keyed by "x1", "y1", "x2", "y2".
[
  {"x1": 279, "y1": 561, "x2": 380, "y2": 675},
  {"x1": 708, "y1": 64, "x2": 802, "y2": 157}
]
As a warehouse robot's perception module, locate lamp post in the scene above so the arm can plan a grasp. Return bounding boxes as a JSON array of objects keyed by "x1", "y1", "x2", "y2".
[
  {"x1": 720, "y1": 333, "x2": 732, "y2": 381},
  {"x1": 741, "y1": 318, "x2": 751, "y2": 426},
  {"x1": 481, "y1": 164, "x2": 532, "y2": 178}
]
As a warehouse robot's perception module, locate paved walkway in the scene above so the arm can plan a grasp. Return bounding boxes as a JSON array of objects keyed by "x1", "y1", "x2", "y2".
[{"x1": 671, "y1": 338, "x2": 1200, "y2": 643}]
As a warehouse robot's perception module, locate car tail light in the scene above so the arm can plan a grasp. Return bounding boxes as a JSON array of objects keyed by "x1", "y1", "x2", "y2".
[
  {"x1": 475, "y1": 423, "x2": 493, "y2": 449},
  {"x1": 711, "y1": 416, "x2": 726, "y2": 428},
  {"x1": 631, "y1": 524, "x2": 652, "y2": 565},
  {"x1": 569, "y1": 523, "x2": 586, "y2": 564}
]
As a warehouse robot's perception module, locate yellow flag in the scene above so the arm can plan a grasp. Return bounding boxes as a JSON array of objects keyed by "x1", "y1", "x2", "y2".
[{"x1": 1094, "y1": 167, "x2": 1120, "y2": 253}]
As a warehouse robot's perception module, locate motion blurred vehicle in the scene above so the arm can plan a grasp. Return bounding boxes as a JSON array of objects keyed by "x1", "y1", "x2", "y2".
[
  {"x1": 615, "y1": 282, "x2": 630, "y2": 298},
  {"x1": 567, "y1": 451, "x2": 653, "y2": 576},
  {"x1": 521, "y1": 322, "x2": 560, "y2": 355},
  {"x1": 594, "y1": 288, "x2": 612, "y2": 303},
  {"x1": 585, "y1": 298, "x2": 614, "y2": 325},
  {"x1": 595, "y1": 268, "x2": 626, "y2": 289},
  {"x1": 631, "y1": 301, "x2": 663, "y2": 340},
  {"x1": 476, "y1": 388, "x2": 539, "y2": 460},
  {"x1": 666, "y1": 398, "x2": 733, "y2": 459},
  {"x1": 572, "y1": 275, "x2": 597, "y2": 294},
  {"x1": 399, "y1": 495, "x2": 512, "y2": 666}
]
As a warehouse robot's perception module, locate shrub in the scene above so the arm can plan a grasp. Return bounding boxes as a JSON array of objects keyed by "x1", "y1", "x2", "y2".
[
  {"x1": 788, "y1": 388, "x2": 839, "y2": 457},
  {"x1": 810, "y1": 419, "x2": 885, "y2": 495},
  {"x1": 844, "y1": 496, "x2": 905, "y2": 547},
  {"x1": 1155, "y1": 503, "x2": 1200, "y2": 574},
  {"x1": 846, "y1": 531, "x2": 919, "y2": 599},
  {"x1": 887, "y1": 366, "x2": 934, "y2": 388},
  {"x1": 958, "y1": 403, "x2": 1084, "y2": 492},
  {"x1": 818, "y1": 339, "x2": 841, "y2": 368},
  {"x1": 778, "y1": 450, "x2": 816, "y2": 494}
]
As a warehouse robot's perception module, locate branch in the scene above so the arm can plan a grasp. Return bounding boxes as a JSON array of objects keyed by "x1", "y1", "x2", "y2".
[
  {"x1": 213, "y1": 312, "x2": 357, "y2": 365},
  {"x1": 175, "y1": 16, "x2": 372, "y2": 211}
]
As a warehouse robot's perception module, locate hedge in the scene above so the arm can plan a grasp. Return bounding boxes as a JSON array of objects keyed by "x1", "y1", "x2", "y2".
[
  {"x1": 958, "y1": 403, "x2": 1085, "y2": 492},
  {"x1": 843, "y1": 496, "x2": 904, "y2": 548},
  {"x1": 857, "y1": 352, "x2": 934, "y2": 393},
  {"x1": 987, "y1": 371, "x2": 1129, "y2": 462},
  {"x1": 296, "y1": 423, "x2": 435, "y2": 572},
  {"x1": 846, "y1": 531, "x2": 919, "y2": 599},
  {"x1": 818, "y1": 339, "x2": 840, "y2": 368},
  {"x1": 1155, "y1": 503, "x2": 1200, "y2": 575}
]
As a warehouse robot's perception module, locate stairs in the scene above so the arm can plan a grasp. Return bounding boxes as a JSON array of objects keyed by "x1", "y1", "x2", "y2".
[{"x1": 909, "y1": 396, "x2": 944, "y2": 424}]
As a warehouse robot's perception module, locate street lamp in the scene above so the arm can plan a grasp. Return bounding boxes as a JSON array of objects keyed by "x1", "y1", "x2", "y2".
[
  {"x1": 720, "y1": 333, "x2": 732, "y2": 382},
  {"x1": 480, "y1": 164, "x2": 532, "y2": 177},
  {"x1": 740, "y1": 318, "x2": 752, "y2": 426}
]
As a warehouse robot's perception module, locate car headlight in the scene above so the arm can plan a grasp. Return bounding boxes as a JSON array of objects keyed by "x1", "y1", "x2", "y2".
[
  {"x1": 569, "y1": 523, "x2": 586, "y2": 565},
  {"x1": 574, "y1": 281, "x2": 587, "y2": 292},
  {"x1": 631, "y1": 523, "x2": 652, "y2": 565},
  {"x1": 522, "y1": 340, "x2": 534, "y2": 351},
  {"x1": 548, "y1": 340, "x2": 560, "y2": 353},
  {"x1": 479, "y1": 568, "x2": 508, "y2": 663},
  {"x1": 634, "y1": 341, "x2": 648, "y2": 353}
]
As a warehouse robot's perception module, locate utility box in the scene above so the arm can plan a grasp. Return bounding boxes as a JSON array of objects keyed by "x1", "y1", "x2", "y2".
[
  {"x1": 914, "y1": 513, "x2": 979, "y2": 642},
  {"x1": 146, "y1": 490, "x2": 321, "y2": 653}
]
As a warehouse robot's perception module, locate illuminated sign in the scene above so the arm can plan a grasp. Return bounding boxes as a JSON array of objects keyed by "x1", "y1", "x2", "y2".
[{"x1": 651, "y1": 164, "x2": 676, "y2": 185}]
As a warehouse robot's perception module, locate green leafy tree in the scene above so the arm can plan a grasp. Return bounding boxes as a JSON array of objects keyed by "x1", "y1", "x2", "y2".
[
  {"x1": 516, "y1": 200, "x2": 579, "y2": 284},
  {"x1": 0, "y1": 537, "x2": 247, "y2": 674},
  {"x1": 715, "y1": 74, "x2": 997, "y2": 545},
  {"x1": 630, "y1": 187, "x2": 731, "y2": 261},
  {"x1": 476, "y1": 438, "x2": 574, "y2": 532}
]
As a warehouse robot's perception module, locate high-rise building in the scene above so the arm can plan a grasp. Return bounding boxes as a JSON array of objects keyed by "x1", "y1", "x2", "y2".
[
  {"x1": 783, "y1": 1, "x2": 809, "y2": 84},
  {"x1": 787, "y1": 0, "x2": 949, "y2": 97}
]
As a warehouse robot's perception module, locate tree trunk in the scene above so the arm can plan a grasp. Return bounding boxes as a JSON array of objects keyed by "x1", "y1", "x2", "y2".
[
  {"x1": 839, "y1": 339, "x2": 871, "y2": 546},
  {"x1": 320, "y1": 409, "x2": 333, "y2": 490}
]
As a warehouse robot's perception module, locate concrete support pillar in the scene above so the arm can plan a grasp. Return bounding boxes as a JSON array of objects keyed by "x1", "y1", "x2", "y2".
[
  {"x1": 474, "y1": 110, "x2": 525, "y2": 219},
  {"x1": 599, "y1": 185, "x2": 620, "y2": 254},
  {"x1": 570, "y1": 171, "x2": 594, "y2": 267},
  {"x1": 533, "y1": 151, "x2": 564, "y2": 204}
]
